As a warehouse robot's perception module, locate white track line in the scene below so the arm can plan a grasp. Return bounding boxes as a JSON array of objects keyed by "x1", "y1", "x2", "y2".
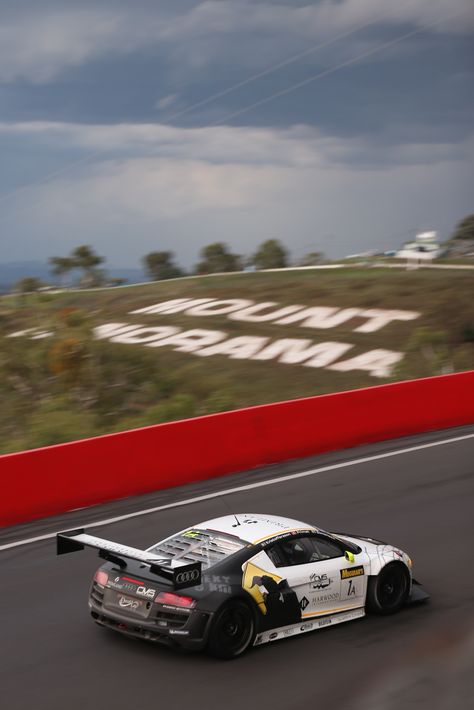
[{"x1": 1, "y1": 432, "x2": 473, "y2": 552}]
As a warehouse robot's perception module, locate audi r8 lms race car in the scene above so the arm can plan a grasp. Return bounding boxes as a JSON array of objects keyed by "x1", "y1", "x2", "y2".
[{"x1": 57, "y1": 513, "x2": 429, "y2": 659}]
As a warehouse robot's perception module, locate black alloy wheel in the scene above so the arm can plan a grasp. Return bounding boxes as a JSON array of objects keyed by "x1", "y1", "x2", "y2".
[
  {"x1": 367, "y1": 563, "x2": 409, "y2": 615},
  {"x1": 207, "y1": 600, "x2": 255, "y2": 659}
]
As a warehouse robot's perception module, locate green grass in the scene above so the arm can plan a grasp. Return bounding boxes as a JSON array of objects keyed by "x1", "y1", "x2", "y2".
[{"x1": 1, "y1": 267, "x2": 472, "y2": 454}]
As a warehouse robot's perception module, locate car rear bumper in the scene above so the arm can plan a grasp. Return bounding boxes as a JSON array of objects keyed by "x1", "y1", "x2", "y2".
[{"x1": 89, "y1": 596, "x2": 212, "y2": 651}]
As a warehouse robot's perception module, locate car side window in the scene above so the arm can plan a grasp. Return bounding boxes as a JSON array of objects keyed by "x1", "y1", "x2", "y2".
[
  {"x1": 309, "y1": 536, "x2": 345, "y2": 561},
  {"x1": 266, "y1": 537, "x2": 315, "y2": 568}
]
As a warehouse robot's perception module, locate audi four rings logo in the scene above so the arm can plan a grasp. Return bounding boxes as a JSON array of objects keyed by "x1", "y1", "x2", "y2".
[{"x1": 175, "y1": 569, "x2": 200, "y2": 584}]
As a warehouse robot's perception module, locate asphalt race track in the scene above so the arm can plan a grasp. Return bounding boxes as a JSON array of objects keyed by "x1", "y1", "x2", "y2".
[{"x1": 1, "y1": 425, "x2": 473, "y2": 710}]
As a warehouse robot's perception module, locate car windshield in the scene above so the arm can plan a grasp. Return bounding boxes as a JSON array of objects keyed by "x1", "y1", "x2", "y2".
[{"x1": 147, "y1": 529, "x2": 246, "y2": 570}]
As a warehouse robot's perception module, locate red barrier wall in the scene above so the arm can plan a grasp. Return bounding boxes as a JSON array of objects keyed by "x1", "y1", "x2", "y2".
[{"x1": 1, "y1": 371, "x2": 473, "y2": 527}]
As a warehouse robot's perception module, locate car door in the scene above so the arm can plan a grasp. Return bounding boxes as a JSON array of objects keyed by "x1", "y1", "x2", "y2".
[
  {"x1": 265, "y1": 534, "x2": 369, "y2": 619},
  {"x1": 306, "y1": 534, "x2": 369, "y2": 615}
]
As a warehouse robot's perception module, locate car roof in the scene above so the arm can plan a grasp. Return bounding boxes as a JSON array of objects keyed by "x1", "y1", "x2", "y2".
[{"x1": 195, "y1": 513, "x2": 318, "y2": 545}]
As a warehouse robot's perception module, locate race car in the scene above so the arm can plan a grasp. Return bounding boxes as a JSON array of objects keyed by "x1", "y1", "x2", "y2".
[{"x1": 57, "y1": 513, "x2": 428, "y2": 659}]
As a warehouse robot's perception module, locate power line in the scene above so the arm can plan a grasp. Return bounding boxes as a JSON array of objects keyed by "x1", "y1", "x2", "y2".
[
  {"x1": 0, "y1": 3, "x2": 419, "y2": 209},
  {"x1": 211, "y1": 9, "x2": 465, "y2": 126},
  {"x1": 0, "y1": 6, "x2": 465, "y2": 223},
  {"x1": 161, "y1": 10, "x2": 391, "y2": 124}
]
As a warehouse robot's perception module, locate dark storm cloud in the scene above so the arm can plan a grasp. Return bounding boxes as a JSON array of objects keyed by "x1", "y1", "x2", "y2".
[
  {"x1": 0, "y1": 0, "x2": 472, "y2": 145},
  {"x1": 0, "y1": 1, "x2": 472, "y2": 266}
]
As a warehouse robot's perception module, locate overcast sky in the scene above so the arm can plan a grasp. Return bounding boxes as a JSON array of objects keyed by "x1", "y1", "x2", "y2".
[{"x1": 0, "y1": 0, "x2": 473, "y2": 268}]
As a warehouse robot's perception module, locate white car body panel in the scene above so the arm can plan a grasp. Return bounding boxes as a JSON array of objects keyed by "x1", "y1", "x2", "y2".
[{"x1": 196, "y1": 513, "x2": 317, "y2": 544}]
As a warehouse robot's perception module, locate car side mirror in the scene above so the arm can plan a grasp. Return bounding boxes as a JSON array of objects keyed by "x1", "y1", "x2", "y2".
[{"x1": 345, "y1": 550, "x2": 355, "y2": 563}]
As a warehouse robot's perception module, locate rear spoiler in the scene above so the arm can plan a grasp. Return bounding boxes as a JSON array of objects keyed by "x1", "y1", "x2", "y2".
[{"x1": 57, "y1": 529, "x2": 202, "y2": 590}]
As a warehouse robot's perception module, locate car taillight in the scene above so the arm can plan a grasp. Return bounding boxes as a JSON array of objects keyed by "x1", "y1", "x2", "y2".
[
  {"x1": 155, "y1": 591, "x2": 195, "y2": 608},
  {"x1": 93, "y1": 569, "x2": 109, "y2": 587}
]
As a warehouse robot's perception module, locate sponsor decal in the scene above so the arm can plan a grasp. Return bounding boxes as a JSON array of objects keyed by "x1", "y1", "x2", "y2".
[
  {"x1": 300, "y1": 596, "x2": 309, "y2": 611},
  {"x1": 237, "y1": 515, "x2": 290, "y2": 529},
  {"x1": 169, "y1": 630, "x2": 190, "y2": 636},
  {"x1": 311, "y1": 592, "x2": 340, "y2": 604},
  {"x1": 110, "y1": 576, "x2": 152, "y2": 595},
  {"x1": 205, "y1": 574, "x2": 232, "y2": 594},
  {"x1": 310, "y1": 573, "x2": 331, "y2": 590},
  {"x1": 110, "y1": 580, "x2": 135, "y2": 593},
  {"x1": 199, "y1": 574, "x2": 231, "y2": 594},
  {"x1": 252, "y1": 608, "x2": 366, "y2": 646},
  {"x1": 318, "y1": 618, "x2": 331, "y2": 627},
  {"x1": 260, "y1": 528, "x2": 315, "y2": 547},
  {"x1": 340, "y1": 566, "x2": 365, "y2": 579},
  {"x1": 260, "y1": 533, "x2": 291, "y2": 547},
  {"x1": 136, "y1": 586, "x2": 156, "y2": 599},
  {"x1": 118, "y1": 596, "x2": 140, "y2": 610}
]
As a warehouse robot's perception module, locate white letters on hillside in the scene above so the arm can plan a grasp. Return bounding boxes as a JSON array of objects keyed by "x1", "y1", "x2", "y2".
[
  {"x1": 329, "y1": 349, "x2": 404, "y2": 378},
  {"x1": 276, "y1": 307, "x2": 361, "y2": 329},
  {"x1": 185, "y1": 299, "x2": 253, "y2": 316},
  {"x1": 147, "y1": 329, "x2": 226, "y2": 352},
  {"x1": 196, "y1": 335, "x2": 270, "y2": 360},
  {"x1": 131, "y1": 298, "x2": 419, "y2": 333},
  {"x1": 9, "y1": 296, "x2": 421, "y2": 378},
  {"x1": 229, "y1": 303, "x2": 304, "y2": 323},
  {"x1": 353, "y1": 309, "x2": 420, "y2": 333},
  {"x1": 252, "y1": 339, "x2": 353, "y2": 367},
  {"x1": 92, "y1": 323, "x2": 406, "y2": 377}
]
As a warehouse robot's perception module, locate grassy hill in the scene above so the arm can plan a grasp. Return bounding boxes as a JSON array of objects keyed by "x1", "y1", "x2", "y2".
[{"x1": 1, "y1": 267, "x2": 473, "y2": 454}]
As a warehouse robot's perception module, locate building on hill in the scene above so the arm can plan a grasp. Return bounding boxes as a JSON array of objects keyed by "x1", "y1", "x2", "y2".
[{"x1": 396, "y1": 231, "x2": 445, "y2": 263}]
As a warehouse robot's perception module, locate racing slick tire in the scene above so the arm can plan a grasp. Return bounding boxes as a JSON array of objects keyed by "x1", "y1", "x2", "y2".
[
  {"x1": 207, "y1": 599, "x2": 256, "y2": 659},
  {"x1": 366, "y1": 562, "x2": 410, "y2": 615}
]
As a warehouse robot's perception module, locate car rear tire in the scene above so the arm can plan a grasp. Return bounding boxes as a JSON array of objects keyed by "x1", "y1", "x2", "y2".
[
  {"x1": 207, "y1": 600, "x2": 256, "y2": 659},
  {"x1": 366, "y1": 562, "x2": 409, "y2": 615}
]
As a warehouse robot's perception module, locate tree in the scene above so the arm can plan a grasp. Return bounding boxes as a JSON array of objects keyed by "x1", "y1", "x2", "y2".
[
  {"x1": 142, "y1": 251, "x2": 183, "y2": 281},
  {"x1": 195, "y1": 242, "x2": 241, "y2": 274},
  {"x1": 451, "y1": 214, "x2": 474, "y2": 241},
  {"x1": 14, "y1": 277, "x2": 43, "y2": 294},
  {"x1": 252, "y1": 239, "x2": 288, "y2": 270},
  {"x1": 299, "y1": 251, "x2": 325, "y2": 266},
  {"x1": 49, "y1": 256, "x2": 74, "y2": 285},
  {"x1": 71, "y1": 245, "x2": 105, "y2": 287}
]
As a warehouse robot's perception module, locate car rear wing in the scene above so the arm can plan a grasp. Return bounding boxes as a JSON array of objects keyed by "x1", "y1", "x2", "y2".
[{"x1": 57, "y1": 529, "x2": 202, "y2": 590}]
